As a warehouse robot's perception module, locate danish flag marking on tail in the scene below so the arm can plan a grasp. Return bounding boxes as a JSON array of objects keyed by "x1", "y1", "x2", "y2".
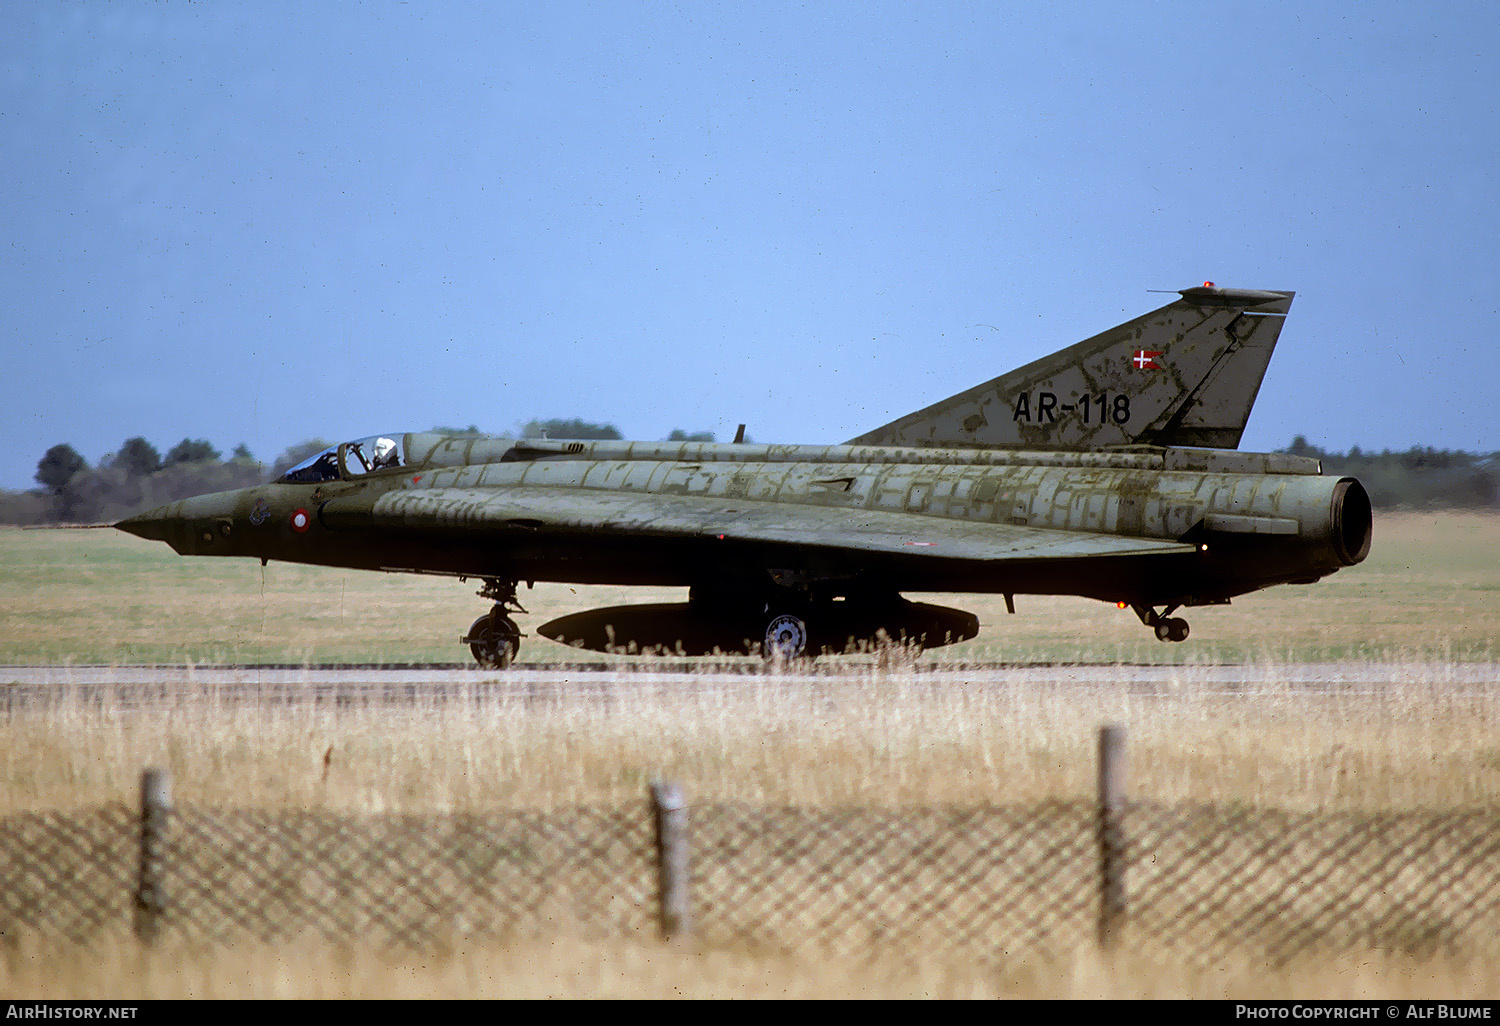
[{"x1": 1132, "y1": 349, "x2": 1163, "y2": 370}]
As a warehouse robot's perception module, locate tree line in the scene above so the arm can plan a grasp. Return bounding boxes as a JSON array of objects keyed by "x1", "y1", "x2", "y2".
[
  {"x1": 1279, "y1": 436, "x2": 1499, "y2": 509},
  {"x1": 8, "y1": 436, "x2": 313, "y2": 527},
  {"x1": 3, "y1": 419, "x2": 728, "y2": 525},
  {"x1": 3, "y1": 430, "x2": 1493, "y2": 527}
]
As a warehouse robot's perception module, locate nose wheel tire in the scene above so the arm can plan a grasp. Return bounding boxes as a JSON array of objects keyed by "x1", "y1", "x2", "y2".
[
  {"x1": 763, "y1": 613, "x2": 809, "y2": 661},
  {"x1": 467, "y1": 613, "x2": 521, "y2": 669}
]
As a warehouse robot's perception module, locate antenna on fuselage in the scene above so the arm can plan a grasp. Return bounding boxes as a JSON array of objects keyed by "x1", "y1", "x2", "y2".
[{"x1": 733, "y1": 424, "x2": 746, "y2": 444}]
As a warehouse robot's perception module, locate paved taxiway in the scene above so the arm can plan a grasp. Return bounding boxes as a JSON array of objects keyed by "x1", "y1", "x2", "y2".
[{"x1": 0, "y1": 661, "x2": 1493, "y2": 710}]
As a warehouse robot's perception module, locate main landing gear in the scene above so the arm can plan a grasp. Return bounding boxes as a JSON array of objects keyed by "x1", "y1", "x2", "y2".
[
  {"x1": 690, "y1": 580, "x2": 817, "y2": 662},
  {"x1": 763, "y1": 611, "x2": 810, "y2": 661},
  {"x1": 463, "y1": 578, "x2": 527, "y2": 669},
  {"x1": 1130, "y1": 603, "x2": 1190, "y2": 643}
]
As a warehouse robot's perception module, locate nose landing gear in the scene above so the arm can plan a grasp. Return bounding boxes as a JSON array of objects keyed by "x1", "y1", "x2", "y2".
[
  {"x1": 465, "y1": 613, "x2": 522, "y2": 669},
  {"x1": 462, "y1": 577, "x2": 527, "y2": 669}
]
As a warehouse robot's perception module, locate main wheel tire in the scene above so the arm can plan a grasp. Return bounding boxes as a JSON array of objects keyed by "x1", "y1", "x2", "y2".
[
  {"x1": 468, "y1": 614, "x2": 520, "y2": 669},
  {"x1": 762, "y1": 612, "x2": 809, "y2": 661},
  {"x1": 1166, "y1": 618, "x2": 1190, "y2": 643}
]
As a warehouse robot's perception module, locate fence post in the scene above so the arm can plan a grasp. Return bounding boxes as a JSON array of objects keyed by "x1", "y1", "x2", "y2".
[
  {"x1": 135, "y1": 767, "x2": 171, "y2": 944},
  {"x1": 1097, "y1": 724, "x2": 1127, "y2": 950},
  {"x1": 651, "y1": 781, "x2": 691, "y2": 940}
]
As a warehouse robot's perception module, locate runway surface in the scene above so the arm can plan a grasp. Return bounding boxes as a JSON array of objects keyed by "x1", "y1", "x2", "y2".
[{"x1": 0, "y1": 661, "x2": 1494, "y2": 710}]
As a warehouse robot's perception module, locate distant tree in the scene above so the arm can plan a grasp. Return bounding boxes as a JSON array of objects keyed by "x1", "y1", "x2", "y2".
[
  {"x1": 230, "y1": 443, "x2": 256, "y2": 463},
  {"x1": 56, "y1": 464, "x2": 145, "y2": 523},
  {"x1": 113, "y1": 437, "x2": 161, "y2": 477},
  {"x1": 34, "y1": 444, "x2": 87, "y2": 493},
  {"x1": 1281, "y1": 435, "x2": 1326, "y2": 459},
  {"x1": 521, "y1": 418, "x2": 623, "y2": 440},
  {"x1": 150, "y1": 457, "x2": 266, "y2": 506},
  {"x1": 430, "y1": 424, "x2": 486, "y2": 436},
  {"x1": 163, "y1": 438, "x2": 222, "y2": 467},
  {"x1": 0, "y1": 490, "x2": 51, "y2": 525},
  {"x1": 1466, "y1": 469, "x2": 1497, "y2": 505},
  {"x1": 665, "y1": 429, "x2": 716, "y2": 442},
  {"x1": 271, "y1": 439, "x2": 334, "y2": 479}
]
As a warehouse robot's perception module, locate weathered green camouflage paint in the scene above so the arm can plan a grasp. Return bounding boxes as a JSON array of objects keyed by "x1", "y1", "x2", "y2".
[{"x1": 116, "y1": 285, "x2": 1369, "y2": 656}]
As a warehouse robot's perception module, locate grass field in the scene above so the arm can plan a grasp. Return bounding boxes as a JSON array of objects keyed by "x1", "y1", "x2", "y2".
[
  {"x1": 1, "y1": 511, "x2": 1498, "y2": 998},
  {"x1": 4, "y1": 935, "x2": 1496, "y2": 1000},
  {"x1": 2, "y1": 510, "x2": 1497, "y2": 665}
]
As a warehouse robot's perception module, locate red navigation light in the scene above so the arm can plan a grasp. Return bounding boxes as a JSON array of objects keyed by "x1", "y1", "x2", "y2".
[
  {"x1": 1202, "y1": 281, "x2": 1215, "y2": 288},
  {"x1": 1116, "y1": 601, "x2": 1128, "y2": 609}
]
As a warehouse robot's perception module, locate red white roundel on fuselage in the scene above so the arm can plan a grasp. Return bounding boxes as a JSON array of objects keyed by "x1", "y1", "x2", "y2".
[{"x1": 290, "y1": 508, "x2": 311, "y2": 533}]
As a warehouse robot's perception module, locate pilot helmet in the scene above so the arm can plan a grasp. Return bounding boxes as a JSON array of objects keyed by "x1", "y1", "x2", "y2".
[{"x1": 373, "y1": 437, "x2": 397, "y2": 465}]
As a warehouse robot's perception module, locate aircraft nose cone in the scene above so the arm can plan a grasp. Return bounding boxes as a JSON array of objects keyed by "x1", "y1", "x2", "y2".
[
  {"x1": 115, "y1": 506, "x2": 175, "y2": 543},
  {"x1": 114, "y1": 492, "x2": 245, "y2": 554}
]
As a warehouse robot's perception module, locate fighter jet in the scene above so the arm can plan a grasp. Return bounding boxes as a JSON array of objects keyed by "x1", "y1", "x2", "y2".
[{"x1": 117, "y1": 284, "x2": 1371, "y2": 667}]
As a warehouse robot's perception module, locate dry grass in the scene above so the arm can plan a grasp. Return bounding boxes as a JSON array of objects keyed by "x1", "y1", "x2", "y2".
[
  {"x1": 3, "y1": 664, "x2": 1499, "y2": 814},
  {"x1": 2, "y1": 663, "x2": 1498, "y2": 998},
  {"x1": 3, "y1": 935, "x2": 1497, "y2": 1000}
]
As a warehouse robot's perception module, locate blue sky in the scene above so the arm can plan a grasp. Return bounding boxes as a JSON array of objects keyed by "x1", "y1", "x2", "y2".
[{"x1": 4, "y1": 1, "x2": 1497, "y2": 489}]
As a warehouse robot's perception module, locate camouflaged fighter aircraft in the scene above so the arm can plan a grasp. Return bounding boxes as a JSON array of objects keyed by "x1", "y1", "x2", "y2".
[{"x1": 116, "y1": 283, "x2": 1372, "y2": 667}]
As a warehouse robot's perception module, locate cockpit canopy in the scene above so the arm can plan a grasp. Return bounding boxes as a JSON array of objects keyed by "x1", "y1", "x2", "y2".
[{"x1": 279, "y1": 434, "x2": 406, "y2": 483}]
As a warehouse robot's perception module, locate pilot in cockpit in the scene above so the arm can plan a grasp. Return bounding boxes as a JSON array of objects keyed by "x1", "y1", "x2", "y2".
[{"x1": 371, "y1": 437, "x2": 400, "y2": 470}]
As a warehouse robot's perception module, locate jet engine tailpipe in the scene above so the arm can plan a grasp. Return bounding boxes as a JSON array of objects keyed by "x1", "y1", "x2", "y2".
[{"x1": 1330, "y1": 478, "x2": 1373, "y2": 566}]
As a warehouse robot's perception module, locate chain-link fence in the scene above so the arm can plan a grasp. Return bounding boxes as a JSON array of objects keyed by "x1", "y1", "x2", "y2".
[{"x1": 3, "y1": 753, "x2": 1499, "y2": 964}]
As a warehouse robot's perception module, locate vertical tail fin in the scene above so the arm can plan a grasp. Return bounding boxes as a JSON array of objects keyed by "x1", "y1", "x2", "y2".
[{"x1": 848, "y1": 285, "x2": 1295, "y2": 451}]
